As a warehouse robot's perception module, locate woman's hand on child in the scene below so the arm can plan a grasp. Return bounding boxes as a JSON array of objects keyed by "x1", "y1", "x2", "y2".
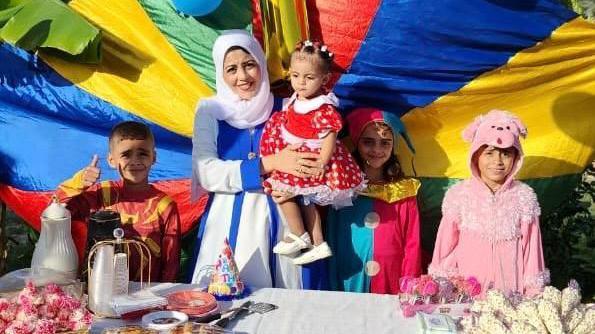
[
  {"x1": 276, "y1": 144, "x2": 321, "y2": 178},
  {"x1": 271, "y1": 190, "x2": 295, "y2": 204},
  {"x1": 314, "y1": 167, "x2": 326, "y2": 181},
  {"x1": 82, "y1": 154, "x2": 101, "y2": 188}
]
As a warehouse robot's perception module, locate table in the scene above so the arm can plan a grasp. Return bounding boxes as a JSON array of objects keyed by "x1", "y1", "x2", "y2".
[{"x1": 91, "y1": 283, "x2": 419, "y2": 334}]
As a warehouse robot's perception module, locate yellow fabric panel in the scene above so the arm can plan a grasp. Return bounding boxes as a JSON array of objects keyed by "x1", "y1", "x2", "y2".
[
  {"x1": 361, "y1": 178, "x2": 420, "y2": 204},
  {"x1": 39, "y1": 0, "x2": 213, "y2": 137},
  {"x1": 400, "y1": 18, "x2": 595, "y2": 179}
]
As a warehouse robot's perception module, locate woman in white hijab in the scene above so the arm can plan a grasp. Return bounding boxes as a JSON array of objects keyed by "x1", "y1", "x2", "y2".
[{"x1": 190, "y1": 30, "x2": 327, "y2": 290}]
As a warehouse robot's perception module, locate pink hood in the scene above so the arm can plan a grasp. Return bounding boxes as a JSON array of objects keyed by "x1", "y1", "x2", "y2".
[{"x1": 462, "y1": 110, "x2": 527, "y2": 190}]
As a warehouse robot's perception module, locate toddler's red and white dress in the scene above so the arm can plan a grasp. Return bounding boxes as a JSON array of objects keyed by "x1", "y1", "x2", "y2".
[{"x1": 260, "y1": 92, "x2": 365, "y2": 207}]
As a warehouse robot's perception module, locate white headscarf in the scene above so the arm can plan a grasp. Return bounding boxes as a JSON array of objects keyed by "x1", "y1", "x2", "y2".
[{"x1": 198, "y1": 29, "x2": 274, "y2": 129}]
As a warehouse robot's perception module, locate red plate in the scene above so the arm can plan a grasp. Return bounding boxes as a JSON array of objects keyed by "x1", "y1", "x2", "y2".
[{"x1": 166, "y1": 290, "x2": 217, "y2": 316}]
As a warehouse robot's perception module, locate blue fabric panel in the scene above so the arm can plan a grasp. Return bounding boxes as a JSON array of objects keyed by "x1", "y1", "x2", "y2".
[
  {"x1": 334, "y1": 0, "x2": 575, "y2": 114},
  {"x1": 228, "y1": 191, "x2": 246, "y2": 251},
  {"x1": 327, "y1": 197, "x2": 374, "y2": 292},
  {"x1": 240, "y1": 157, "x2": 263, "y2": 191},
  {"x1": 216, "y1": 120, "x2": 265, "y2": 160},
  {"x1": 266, "y1": 196, "x2": 280, "y2": 287},
  {"x1": 301, "y1": 258, "x2": 329, "y2": 290},
  {"x1": 0, "y1": 44, "x2": 191, "y2": 191}
]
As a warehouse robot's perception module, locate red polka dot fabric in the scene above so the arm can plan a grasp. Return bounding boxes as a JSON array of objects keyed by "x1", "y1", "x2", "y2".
[{"x1": 260, "y1": 106, "x2": 365, "y2": 207}]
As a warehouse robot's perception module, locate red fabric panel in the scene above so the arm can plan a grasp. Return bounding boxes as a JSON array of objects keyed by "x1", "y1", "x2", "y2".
[
  {"x1": 370, "y1": 196, "x2": 422, "y2": 294},
  {"x1": 0, "y1": 181, "x2": 206, "y2": 260},
  {"x1": 251, "y1": 0, "x2": 264, "y2": 45},
  {"x1": 306, "y1": 0, "x2": 382, "y2": 86}
]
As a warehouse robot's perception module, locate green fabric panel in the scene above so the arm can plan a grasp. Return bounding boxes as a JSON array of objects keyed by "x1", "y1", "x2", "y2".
[
  {"x1": 417, "y1": 177, "x2": 460, "y2": 254},
  {"x1": 416, "y1": 174, "x2": 582, "y2": 255},
  {"x1": 139, "y1": 0, "x2": 252, "y2": 90}
]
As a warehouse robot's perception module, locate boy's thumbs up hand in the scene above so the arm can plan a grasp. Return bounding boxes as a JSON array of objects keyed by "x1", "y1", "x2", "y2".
[{"x1": 82, "y1": 154, "x2": 101, "y2": 188}]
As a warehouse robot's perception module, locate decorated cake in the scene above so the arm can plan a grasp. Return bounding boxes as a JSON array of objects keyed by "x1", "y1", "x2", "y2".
[{"x1": 207, "y1": 238, "x2": 246, "y2": 299}]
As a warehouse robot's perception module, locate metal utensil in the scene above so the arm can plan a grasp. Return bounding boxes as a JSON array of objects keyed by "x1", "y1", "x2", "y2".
[
  {"x1": 213, "y1": 301, "x2": 253, "y2": 328},
  {"x1": 216, "y1": 301, "x2": 278, "y2": 316},
  {"x1": 212, "y1": 301, "x2": 278, "y2": 328},
  {"x1": 244, "y1": 302, "x2": 278, "y2": 314},
  {"x1": 189, "y1": 311, "x2": 222, "y2": 323}
]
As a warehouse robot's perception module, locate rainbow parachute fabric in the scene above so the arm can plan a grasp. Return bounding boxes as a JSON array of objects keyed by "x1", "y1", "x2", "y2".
[{"x1": 0, "y1": 0, "x2": 594, "y2": 257}]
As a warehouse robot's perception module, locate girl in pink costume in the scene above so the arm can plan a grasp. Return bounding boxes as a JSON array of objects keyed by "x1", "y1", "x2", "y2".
[{"x1": 429, "y1": 110, "x2": 549, "y2": 296}]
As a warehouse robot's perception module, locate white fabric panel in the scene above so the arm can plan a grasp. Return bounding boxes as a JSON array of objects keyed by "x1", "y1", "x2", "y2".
[
  {"x1": 190, "y1": 191, "x2": 303, "y2": 290},
  {"x1": 190, "y1": 194, "x2": 235, "y2": 287}
]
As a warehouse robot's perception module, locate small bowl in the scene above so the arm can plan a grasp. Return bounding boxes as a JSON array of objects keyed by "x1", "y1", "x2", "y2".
[{"x1": 142, "y1": 310, "x2": 188, "y2": 332}]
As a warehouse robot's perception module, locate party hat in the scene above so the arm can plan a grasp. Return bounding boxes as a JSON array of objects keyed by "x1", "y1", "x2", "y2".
[{"x1": 207, "y1": 238, "x2": 246, "y2": 299}]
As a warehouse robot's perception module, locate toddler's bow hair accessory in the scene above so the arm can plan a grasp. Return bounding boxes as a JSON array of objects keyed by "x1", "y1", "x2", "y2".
[
  {"x1": 320, "y1": 44, "x2": 333, "y2": 58},
  {"x1": 304, "y1": 40, "x2": 313, "y2": 47}
]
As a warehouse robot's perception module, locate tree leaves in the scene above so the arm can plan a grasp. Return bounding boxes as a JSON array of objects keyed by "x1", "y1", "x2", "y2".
[{"x1": 542, "y1": 162, "x2": 595, "y2": 301}]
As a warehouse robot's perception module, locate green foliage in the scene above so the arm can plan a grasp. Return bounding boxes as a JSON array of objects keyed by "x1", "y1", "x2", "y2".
[
  {"x1": 542, "y1": 162, "x2": 595, "y2": 301},
  {"x1": 0, "y1": 0, "x2": 101, "y2": 63},
  {"x1": 560, "y1": 0, "x2": 595, "y2": 21},
  {"x1": 0, "y1": 205, "x2": 38, "y2": 276}
]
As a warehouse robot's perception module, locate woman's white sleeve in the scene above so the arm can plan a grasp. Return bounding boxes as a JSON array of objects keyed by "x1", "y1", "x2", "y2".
[{"x1": 192, "y1": 112, "x2": 244, "y2": 193}]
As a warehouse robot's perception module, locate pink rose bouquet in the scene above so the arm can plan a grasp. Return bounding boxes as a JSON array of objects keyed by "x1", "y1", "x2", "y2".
[{"x1": 0, "y1": 282, "x2": 92, "y2": 334}]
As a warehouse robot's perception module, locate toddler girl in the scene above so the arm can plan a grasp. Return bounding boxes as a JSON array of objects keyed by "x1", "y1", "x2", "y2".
[
  {"x1": 429, "y1": 110, "x2": 549, "y2": 296},
  {"x1": 260, "y1": 40, "x2": 365, "y2": 265}
]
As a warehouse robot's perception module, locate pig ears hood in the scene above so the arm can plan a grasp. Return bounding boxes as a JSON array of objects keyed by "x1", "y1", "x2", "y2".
[{"x1": 462, "y1": 109, "x2": 527, "y2": 183}]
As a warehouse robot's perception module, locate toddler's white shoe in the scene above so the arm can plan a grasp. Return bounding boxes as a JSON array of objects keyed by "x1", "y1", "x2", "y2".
[
  {"x1": 273, "y1": 233, "x2": 312, "y2": 255},
  {"x1": 293, "y1": 242, "x2": 332, "y2": 265}
]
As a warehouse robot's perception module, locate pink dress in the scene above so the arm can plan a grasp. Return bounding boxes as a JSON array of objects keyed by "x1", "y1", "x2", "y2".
[
  {"x1": 260, "y1": 93, "x2": 365, "y2": 207},
  {"x1": 429, "y1": 177, "x2": 549, "y2": 296}
]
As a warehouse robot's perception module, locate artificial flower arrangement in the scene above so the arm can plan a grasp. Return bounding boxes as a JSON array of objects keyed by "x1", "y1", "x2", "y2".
[
  {"x1": 399, "y1": 275, "x2": 481, "y2": 317},
  {"x1": 0, "y1": 281, "x2": 92, "y2": 334},
  {"x1": 460, "y1": 280, "x2": 595, "y2": 334},
  {"x1": 400, "y1": 275, "x2": 482, "y2": 304}
]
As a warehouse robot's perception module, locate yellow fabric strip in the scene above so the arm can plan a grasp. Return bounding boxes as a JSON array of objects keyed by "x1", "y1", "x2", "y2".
[
  {"x1": 39, "y1": 0, "x2": 213, "y2": 137},
  {"x1": 261, "y1": 0, "x2": 310, "y2": 82},
  {"x1": 143, "y1": 196, "x2": 173, "y2": 225},
  {"x1": 399, "y1": 18, "x2": 595, "y2": 179},
  {"x1": 58, "y1": 170, "x2": 86, "y2": 197},
  {"x1": 360, "y1": 178, "x2": 420, "y2": 204}
]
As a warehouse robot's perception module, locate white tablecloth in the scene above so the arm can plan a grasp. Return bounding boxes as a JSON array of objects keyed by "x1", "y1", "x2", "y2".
[{"x1": 91, "y1": 284, "x2": 419, "y2": 334}]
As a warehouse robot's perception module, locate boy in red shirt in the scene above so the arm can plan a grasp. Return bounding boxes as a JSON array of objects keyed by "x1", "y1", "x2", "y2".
[{"x1": 56, "y1": 121, "x2": 181, "y2": 282}]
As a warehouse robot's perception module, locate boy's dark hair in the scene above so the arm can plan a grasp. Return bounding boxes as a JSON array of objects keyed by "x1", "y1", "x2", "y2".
[
  {"x1": 291, "y1": 40, "x2": 334, "y2": 73},
  {"x1": 109, "y1": 121, "x2": 154, "y2": 148}
]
